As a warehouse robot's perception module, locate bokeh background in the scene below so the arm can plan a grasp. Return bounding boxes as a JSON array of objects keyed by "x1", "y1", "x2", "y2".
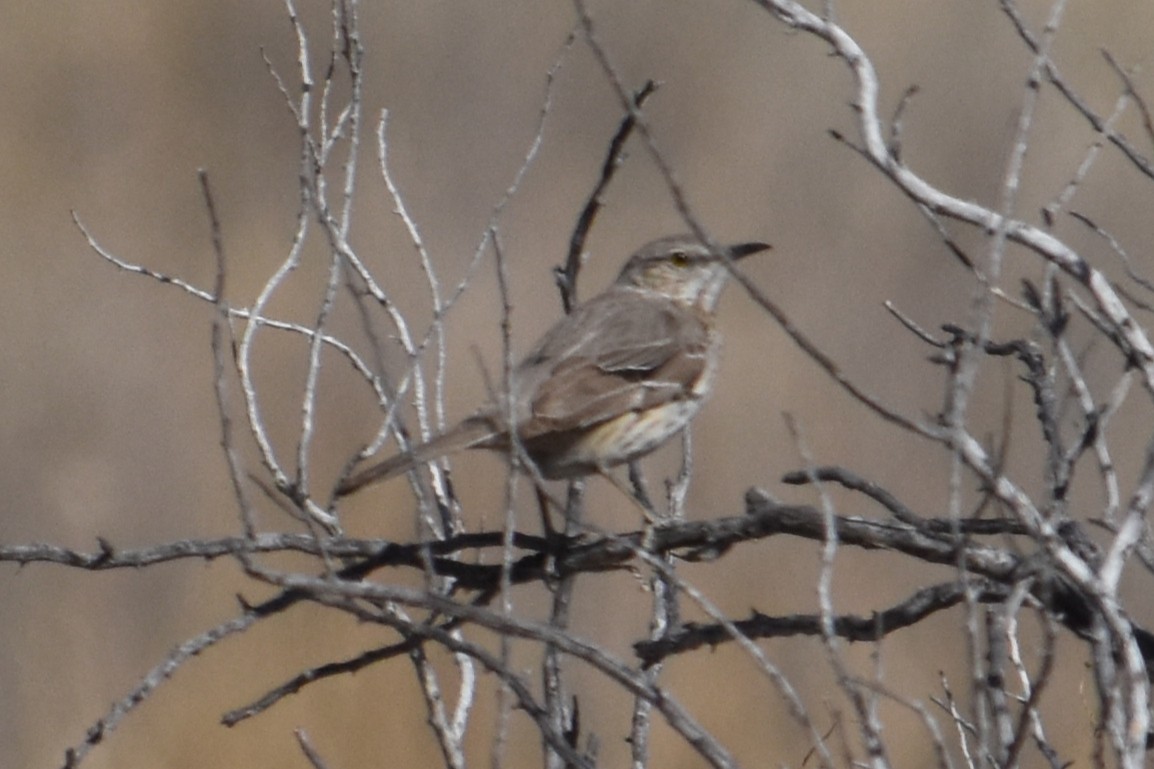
[{"x1": 3, "y1": 1, "x2": 1154, "y2": 767}]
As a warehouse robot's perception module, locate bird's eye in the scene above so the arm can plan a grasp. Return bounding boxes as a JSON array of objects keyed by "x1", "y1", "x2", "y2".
[{"x1": 670, "y1": 251, "x2": 689, "y2": 267}]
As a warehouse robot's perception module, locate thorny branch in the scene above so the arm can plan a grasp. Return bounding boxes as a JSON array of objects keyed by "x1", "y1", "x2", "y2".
[{"x1": 22, "y1": 0, "x2": 1154, "y2": 768}]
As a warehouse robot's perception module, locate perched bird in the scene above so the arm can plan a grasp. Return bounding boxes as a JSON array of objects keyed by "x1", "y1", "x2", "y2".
[{"x1": 336, "y1": 235, "x2": 768, "y2": 497}]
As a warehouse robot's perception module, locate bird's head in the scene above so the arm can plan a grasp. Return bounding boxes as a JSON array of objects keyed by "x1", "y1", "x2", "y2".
[{"x1": 615, "y1": 235, "x2": 770, "y2": 310}]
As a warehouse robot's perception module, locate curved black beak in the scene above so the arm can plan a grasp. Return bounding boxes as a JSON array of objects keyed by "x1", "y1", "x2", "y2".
[{"x1": 728, "y1": 241, "x2": 772, "y2": 260}]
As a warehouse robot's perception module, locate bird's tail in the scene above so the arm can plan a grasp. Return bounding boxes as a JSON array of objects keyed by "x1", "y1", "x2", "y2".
[{"x1": 335, "y1": 416, "x2": 499, "y2": 497}]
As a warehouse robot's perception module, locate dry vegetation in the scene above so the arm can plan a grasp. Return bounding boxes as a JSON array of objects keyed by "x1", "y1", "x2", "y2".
[{"x1": 4, "y1": 1, "x2": 1154, "y2": 768}]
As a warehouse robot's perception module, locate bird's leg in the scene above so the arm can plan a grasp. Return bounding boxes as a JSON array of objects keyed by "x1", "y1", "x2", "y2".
[
  {"x1": 535, "y1": 485, "x2": 559, "y2": 541},
  {"x1": 597, "y1": 466, "x2": 663, "y2": 526},
  {"x1": 626, "y1": 461, "x2": 658, "y2": 516}
]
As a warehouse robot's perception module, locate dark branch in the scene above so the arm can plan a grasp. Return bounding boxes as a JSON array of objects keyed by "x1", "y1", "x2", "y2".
[
  {"x1": 634, "y1": 580, "x2": 1013, "y2": 666},
  {"x1": 558, "y1": 79, "x2": 658, "y2": 312}
]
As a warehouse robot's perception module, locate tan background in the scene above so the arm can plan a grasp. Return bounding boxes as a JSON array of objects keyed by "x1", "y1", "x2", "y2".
[{"x1": 3, "y1": 1, "x2": 1154, "y2": 767}]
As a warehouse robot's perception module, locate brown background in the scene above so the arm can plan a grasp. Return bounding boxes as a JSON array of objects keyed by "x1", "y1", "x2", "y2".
[{"x1": 3, "y1": 1, "x2": 1154, "y2": 767}]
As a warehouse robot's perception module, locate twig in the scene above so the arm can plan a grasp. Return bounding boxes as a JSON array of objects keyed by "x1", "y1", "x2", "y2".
[
  {"x1": 62, "y1": 613, "x2": 258, "y2": 768},
  {"x1": 559, "y1": 79, "x2": 658, "y2": 312},
  {"x1": 294, "y1": 729, "x2": 331, "y2": 769},
  {"x1": 248, "y1": 564, "x2": 740, "y2": 769}
]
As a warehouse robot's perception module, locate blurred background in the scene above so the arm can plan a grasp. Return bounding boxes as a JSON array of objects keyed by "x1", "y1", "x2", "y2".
[{"x1": 3, "y1": 1, "x2": 1154, "y2": 767}]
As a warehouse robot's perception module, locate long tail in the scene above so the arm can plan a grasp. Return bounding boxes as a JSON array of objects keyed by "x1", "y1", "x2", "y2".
[{"x1": 335, "y1": 416, "x2": 499, "y2": 497}]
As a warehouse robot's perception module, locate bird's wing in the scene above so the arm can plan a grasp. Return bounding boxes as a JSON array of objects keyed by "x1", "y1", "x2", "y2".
[{"x1": 515, "y1": 293, "x2": 711, "y2": 438}]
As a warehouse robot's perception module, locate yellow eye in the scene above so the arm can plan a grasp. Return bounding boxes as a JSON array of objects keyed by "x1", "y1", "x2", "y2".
[{"x1": 670, "y1": 251, "x2": 689, "y2": 267}]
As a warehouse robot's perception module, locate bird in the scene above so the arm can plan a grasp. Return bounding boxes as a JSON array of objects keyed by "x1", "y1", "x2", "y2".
[{"x1": 335, "y1": 235, "x2": 769, "y2": 498}]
